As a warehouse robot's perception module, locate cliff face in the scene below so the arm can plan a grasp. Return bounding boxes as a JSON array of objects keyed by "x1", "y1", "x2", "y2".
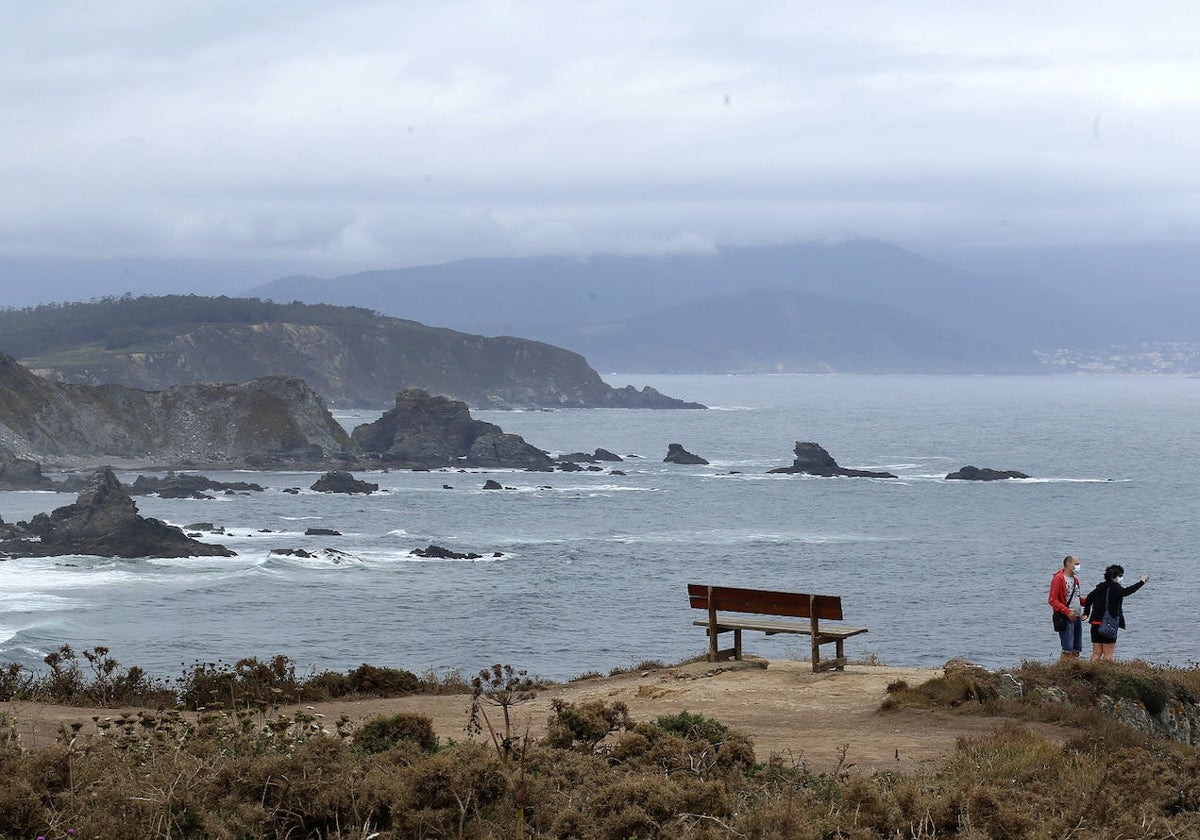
[
  {"x1": 21, "y1": 309, "x2": 704, "y2": 409},
  {"x1": 0, "y1": 352, "x2": 353, "y2": 468}
]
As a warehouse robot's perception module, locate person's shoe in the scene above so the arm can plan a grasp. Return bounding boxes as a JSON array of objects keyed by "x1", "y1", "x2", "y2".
[{"x1": 1059, "y1": 652, "x2": 1073, "y2": 662}]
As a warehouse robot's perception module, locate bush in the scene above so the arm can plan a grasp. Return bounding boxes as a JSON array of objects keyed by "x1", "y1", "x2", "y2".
[
  {"x1": 654, "y1": 709, "x2": 728, "y2": 745},
  {"x1": 354, "y1": 713, "x2": 437, "y2": 754},
  {"x1": 545, "y1": 698, "x2": 633, "y2": 751},
  {"x1": 176, "y1": 655, "x2": 302, "y2": 711},
  {"x1": 305, "y1": 663, "x2": 422, "y2": 699}
]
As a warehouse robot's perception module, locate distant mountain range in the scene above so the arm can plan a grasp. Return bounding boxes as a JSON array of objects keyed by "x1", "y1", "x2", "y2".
[
  {"x1": 250, "y1": 239, "x2": 1172, "y2": 374},
  {"x1": 3, "y1": 239, "x2": 1197, "y2": 376}
]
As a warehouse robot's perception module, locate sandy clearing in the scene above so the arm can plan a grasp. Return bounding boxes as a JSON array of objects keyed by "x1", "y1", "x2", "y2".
[{"x1": 1, "y1": 658, "x2": 1073, "y2": 773}]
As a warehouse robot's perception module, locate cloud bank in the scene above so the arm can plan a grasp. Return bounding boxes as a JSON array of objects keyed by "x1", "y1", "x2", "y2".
[{"x1": 2, "y1": 1, "x2": 1198, "y2": 268}]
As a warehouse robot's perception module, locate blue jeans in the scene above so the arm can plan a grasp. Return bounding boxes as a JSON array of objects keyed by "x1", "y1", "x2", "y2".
[{"x1": 1058, "y1": 616, "x2": 1082, "y2": 653}]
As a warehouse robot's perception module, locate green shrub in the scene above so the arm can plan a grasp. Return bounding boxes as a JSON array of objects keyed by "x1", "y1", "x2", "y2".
[
  {"x1": 545, "y1": 698, "x2": 633, "y2": 751},
  {"x1": 355, "y1": 713, "x2": 437, "y2": 753},
  {"x1": 654, "y1": 709, "x2": 728, "y2": 745}
]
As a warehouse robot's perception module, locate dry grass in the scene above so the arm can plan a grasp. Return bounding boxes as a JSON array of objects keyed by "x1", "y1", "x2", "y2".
[{"x1": 4, "y1": 653, "x2": 1200, "y2": 838}]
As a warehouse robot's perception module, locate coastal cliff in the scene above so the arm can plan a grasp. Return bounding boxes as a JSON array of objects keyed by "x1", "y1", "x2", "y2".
[
  {"x1": 2, "y1": 295, "x2": 704, "y2": 410},
  {"x1": 0, "y1": 351, "x2": 354, "y2": 468}
]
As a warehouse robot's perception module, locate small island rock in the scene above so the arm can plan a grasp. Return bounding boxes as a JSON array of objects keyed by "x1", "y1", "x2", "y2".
[
  {"x1": 945, "y1": 466, "x2": 1031, "y2": 481},
  {"x1": 310, "y1": 470, "x2": 379, "y2": 494},
  {"x1": 768, "y1": 441, "x2": 897, "y2": 479},
  {"x1": 663, "y1": 443, "x2": 709, "y2": 465}
]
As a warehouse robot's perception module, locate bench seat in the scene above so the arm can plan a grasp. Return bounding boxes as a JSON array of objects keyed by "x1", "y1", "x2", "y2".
[
  {"x1": 692, "y1": 615, "x2": 869, "y2": 639},
  {"x1": 688, "y1": 583, "x2": 868, "y2": 672}
]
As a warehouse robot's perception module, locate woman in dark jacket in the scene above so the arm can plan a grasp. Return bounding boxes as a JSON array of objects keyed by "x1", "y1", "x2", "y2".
[{"x1": 1083, "y1": 564, "x2": 1148, "y2": 662}]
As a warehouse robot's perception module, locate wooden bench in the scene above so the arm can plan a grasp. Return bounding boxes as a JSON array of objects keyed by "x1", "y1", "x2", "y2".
[{"x1": 688, "y1": 583, "x2": 869, "y2": 673}]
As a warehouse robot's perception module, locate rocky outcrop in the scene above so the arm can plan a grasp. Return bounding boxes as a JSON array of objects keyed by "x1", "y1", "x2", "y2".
[
  {"x1": 768, "y1": 441, "x2": 897, "y2": 478},
  {"x1": 311, "y1": 470, "x2": 378, "y2": 494},
  {"x1": 946, "y1": 465, "x2": 1031, "y2": 481},
  {"x1": 410, "y1": 544, "x2": 502, "y2": 560},
  {"x1": 663, "y1": 443, "x2": 709, "y2": 465},
  {"x1": 128, "y1": 472, "x2": 266, "y2": 499},
  {"x1": 561, "y1": 448, "x2": 623, "y2": 463},
  {"x1": 9, "y1": 295, "x2": 707, "y2": 410},
  {"x1": 351, "y1": 389, "x2": 554, "y2": 470},
  {"x1": 0, "y1": 352, "x2": 354, "y2": 469},
  {"x1": 0, "y1": 445, "x2": 53, "y2": 490},
  {"x1": 0, "y1": 468, "x2": 235, "y2": 558}
]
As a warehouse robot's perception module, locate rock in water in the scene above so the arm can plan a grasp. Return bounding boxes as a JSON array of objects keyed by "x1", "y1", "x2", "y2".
[
  {"x1": 352, "y1": 389, "x2": 554, "y2": 470},
  {"x1": 945, "y1": 465, "x2": 1031, "y2": 481},
  {"x1": 663, "y1": 443, "x2": 709, "y2": 465},
  {"x1": 0, "y1": 445, "x2": 53, "y2": 490},
  {"x1": 768, "y1": 441, "x2": 897, "y2": 478},
  {"x1": 5, "y1": 468, "x2": 235, "y2": 558},
  {"x1": 310, "y1": 470, "x2": 378, "y2": 494}
]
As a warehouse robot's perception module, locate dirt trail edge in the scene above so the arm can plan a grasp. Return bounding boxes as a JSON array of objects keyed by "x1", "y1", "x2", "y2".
[{"x1": 2, "y1": 659, "x2": 1074, "y2": 774}]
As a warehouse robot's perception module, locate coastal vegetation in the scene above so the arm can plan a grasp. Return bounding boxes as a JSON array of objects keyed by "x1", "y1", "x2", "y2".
[
  {"x1": 2, "y1": 649, "x2": 1199, "y2": 838},
  {"x1": 0, "y1": 295, "x2": 380, "y2": 360}
]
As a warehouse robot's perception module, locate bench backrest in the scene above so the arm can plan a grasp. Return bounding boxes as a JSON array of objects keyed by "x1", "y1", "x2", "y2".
[{"x1": 687, "y1": 583, "x2": 844, "y2": 621}]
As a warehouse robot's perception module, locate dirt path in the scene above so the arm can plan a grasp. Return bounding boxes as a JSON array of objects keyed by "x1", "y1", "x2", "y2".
[{"x1": 2, "y1": 659, "x2": 1072, "y2": 773}]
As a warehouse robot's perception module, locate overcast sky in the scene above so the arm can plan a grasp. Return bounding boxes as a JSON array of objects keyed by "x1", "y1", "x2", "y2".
[{"x1": 3, "y1": 1, "x2": 1199, "y2": 273}]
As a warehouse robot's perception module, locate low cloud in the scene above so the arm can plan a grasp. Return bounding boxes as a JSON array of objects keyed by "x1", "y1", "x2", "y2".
[{"x1": 1, "y1": 2, "x2": 1198, "y2": 268}]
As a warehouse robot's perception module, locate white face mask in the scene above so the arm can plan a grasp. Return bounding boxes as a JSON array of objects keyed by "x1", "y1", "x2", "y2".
[
  {"x1": 1117, "y1": 576, "x2": 1125, "y2": 584},
  {"x1": 1072, "y1": 566, "x2": 1081, "y2": 577}
]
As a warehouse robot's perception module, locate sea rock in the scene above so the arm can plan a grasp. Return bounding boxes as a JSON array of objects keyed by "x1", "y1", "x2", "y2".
[
  {"x1": 351, "y1": 389, "x2": 554, "y2": 470},
  {"x1": 561, "y1": 448, "x2": 624, "y2": 464},
  {"x1": 271, "y1": 548, "x2": 315, "y2": 558},
  {"x1": 1, "y1": 467, "x2": 235, "y2": 558},
  {"x1": 305, "y1": 527, "x2": 342, "y2": 536},
  {"x1": 129, "y1": 472, "x2": 266, "y2": 498},
  {"x1": 0, "y1": 513, "x2": 29, "y2": 540},
  {"x1": 946, "y1": 465, "x2": 1031, "y2": 481},
  {"x1": 767, "y1": 441, "x2": 897, "y2": 478},
  {"x1": 411, "y1": 544, "x2": 489, "y2": 560},
  {"x1": 482, "y1": 480, "x2": 503, "y2": 490},
  {"x1": 663, "y1": 443, "x2": 709, "y2": 465},
  {"x1": 0, "y1": 445, "x2": 53, "y2": 490},
  {"x1": 310, "y1": 470, "x2": 378, "y2": 494}
]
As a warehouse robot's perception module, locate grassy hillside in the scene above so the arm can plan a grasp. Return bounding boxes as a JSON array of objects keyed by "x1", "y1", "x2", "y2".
[{"x1": 0, "y1": 294, "x2": 381, "y2": 362}]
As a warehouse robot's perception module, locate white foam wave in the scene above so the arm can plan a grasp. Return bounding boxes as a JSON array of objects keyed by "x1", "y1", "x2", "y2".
[
  {"x1": 1016, "y1": 477, "x2": 1126, "y2": 484},
  {"x1": 0, "y1": 592, "x2": 76, "y2": 611},
  {"x1": 396, "y1": 552, "x2": 504, "y2": 564},
  {"x1": 265, "y1": 549, "x2": 366, "y2": 569}
]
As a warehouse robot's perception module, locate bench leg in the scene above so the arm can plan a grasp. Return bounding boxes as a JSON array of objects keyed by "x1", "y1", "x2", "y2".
[
  {"x1": 733, "y1": 628, "x2": 742, "y2": 660},
  {"x1": 835, "y1": 638, "x2": 845, "y2": 671}
]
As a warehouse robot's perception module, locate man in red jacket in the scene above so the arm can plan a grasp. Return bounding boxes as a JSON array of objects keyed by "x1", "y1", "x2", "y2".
[{"x1": 1048, "y1": 555, "x2": 1085, "y2": 661}]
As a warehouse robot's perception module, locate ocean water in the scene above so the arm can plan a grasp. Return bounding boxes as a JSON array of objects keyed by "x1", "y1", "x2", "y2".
[{"x1": 1, "y1": 374, "x2": 1196, "y2": 682}]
